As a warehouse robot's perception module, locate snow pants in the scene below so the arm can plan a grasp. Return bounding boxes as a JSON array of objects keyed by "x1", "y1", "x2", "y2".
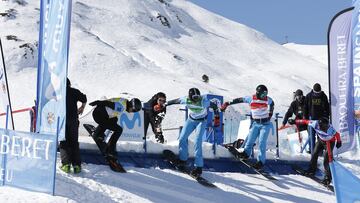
[
  {"x1": 179, "y1": 117, "x2": 206, "y2": 167},
  {"x1": 60, "y1": 119, "x2": 81, "y2": 166},
  {"x1": 244, "y1": 120, "x2": 271, "y2": 164}
]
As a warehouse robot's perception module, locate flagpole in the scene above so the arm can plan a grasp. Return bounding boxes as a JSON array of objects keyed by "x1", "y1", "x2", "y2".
[{"x1": 0, "y1": 38, "x2": 15, "y2": 130}]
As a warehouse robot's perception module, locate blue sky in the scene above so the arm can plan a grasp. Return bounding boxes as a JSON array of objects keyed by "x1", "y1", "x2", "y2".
[{"x1": 189, "y1": 0, "x2": 351, "y2": 45}]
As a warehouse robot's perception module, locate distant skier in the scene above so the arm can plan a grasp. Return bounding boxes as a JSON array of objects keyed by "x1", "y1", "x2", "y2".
[
  {"x1": 304, "y1": 83, "x2": 330, "y2": 152},
  {"x1": 288, "y1": 117, "x2": 342, "y2": 185},
  {"x1": 221, "y1": 85, "x2": 274, "y2": 169},
  {"x1": 143, "y1": 92, "x2": 167, "y2": 143},
  {"x1": 89, "y1": 97, "x2": 142, "y2": 171},
  {"x1": 282, "y1": 89, "x2": 307, "y2": 131},
  {"x1": 166, "y1": 88, "x2": 220, "y2": 177},
  {"x1": 60, "y1": 78, "x2": 87, "y2": 173}
]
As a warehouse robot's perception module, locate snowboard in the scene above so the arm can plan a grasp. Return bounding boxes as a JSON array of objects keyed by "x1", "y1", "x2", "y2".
[
  {"x1": 291, "y1": 164, "x2": 334, "y2": 192},
  {"x1": 83, "y1": 124, "x2": 126, "y2": 173},
  {"x1": 162, "y1": 150, "x2": 217, "y2": 188},
  {"x1": 226, "y1": 145, "x2": 277, "y2": 181}
]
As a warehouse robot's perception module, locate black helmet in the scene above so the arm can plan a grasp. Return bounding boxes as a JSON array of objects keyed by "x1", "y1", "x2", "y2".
[
  {"x1": 313, "y1": 83, "x2": 321, "y2": 93},
  {"x1": 188, "y1": 88, "x2": 201, "y2": 102},
  {"x1": 129, "y1": 98, "x2": 142, "y2": 112},
  {"x1": 318, "y1": 117, "x2": 329, "y2": 131},
  {"x1": 156, "y1": 92, "x2": 166, "y2": 99},
  {"x1": 256, "y1": 85, "x2": 268, "y2": 99}
]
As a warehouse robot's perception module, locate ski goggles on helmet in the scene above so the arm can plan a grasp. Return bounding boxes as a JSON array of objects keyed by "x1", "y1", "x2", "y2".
[
  {"x1": 191, "y1": 94, "x2": 201, "y2": 101},
  {"x1": 257, "y1": 91, "x2": 268, "y2": 99},
  {"x1": 158, "y1": 98, "x2": 166, "y2": 103}
]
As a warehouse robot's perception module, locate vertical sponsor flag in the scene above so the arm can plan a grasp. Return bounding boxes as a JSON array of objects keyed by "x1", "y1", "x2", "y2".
[
  {"x1": 0, "y1": 38, "x2": 14, "y2": 130},
  {"x1": 328, "y1": 7, "x2": 355, "y2": 154},
  {"x1": 36, "y1": 0, "x2": 72, "y2": 140}
]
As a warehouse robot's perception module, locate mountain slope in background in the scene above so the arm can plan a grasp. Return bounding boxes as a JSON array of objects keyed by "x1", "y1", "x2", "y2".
[{"x1": 0, "y1": 0, "x2": 328, "y2": 131}]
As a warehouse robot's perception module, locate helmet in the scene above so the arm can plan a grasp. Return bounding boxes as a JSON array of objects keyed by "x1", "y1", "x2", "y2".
[
  {"x1": 129, "y1": 98, "x2": 142, "y2": 112},
  {"x1": 318, "y1": 117, "x2": 329, "y2": 132},
  {"x1": 313, "y1": 83, "x2": 321, "y2": 93},
  {"x1": 188, "y1": 88, "x2": 201, "y2": 102},
  {"x1": 256, "y1": 85, "x2": 268, "y2": 99}
]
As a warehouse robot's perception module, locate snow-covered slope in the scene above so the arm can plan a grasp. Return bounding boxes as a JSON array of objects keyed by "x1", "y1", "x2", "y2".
[
  {"x1": 0, "y1": 0, "x2": 328, "y2": 132},
  {"x1": 283, "y1": 43, "x2": 328, "y2": 65}
]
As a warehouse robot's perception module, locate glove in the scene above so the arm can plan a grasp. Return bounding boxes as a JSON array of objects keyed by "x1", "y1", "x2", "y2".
[
  {"x1": 336, "y1": 141, "x2": 342, "y2": 149},
  {"x1": 213, "y1": 115, "x2": 220, "y2": 127},
  {"x1": 89, "y1": 100, "x2": 101, "y2": 106},
  {"x1": 288, "y1": 118, "x2": 296, "y2": 125},
  {"x1": 220, "y1": 102, "x2": 230, "y2": 111},
  {"x1": 153, "y1": 104, "x2": 164, "y2": 112}
]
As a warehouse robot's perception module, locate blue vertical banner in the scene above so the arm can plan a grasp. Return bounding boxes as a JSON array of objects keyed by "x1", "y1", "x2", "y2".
[
  {"x1": 328, "y1": 7, "x2": 356, "y2": 154},
  {"x1": 353, "y1": 1, "x2": 360, "y2": 145},
  {"x1": 36, "y1": 0, "x2": 72, "y2": 140}
]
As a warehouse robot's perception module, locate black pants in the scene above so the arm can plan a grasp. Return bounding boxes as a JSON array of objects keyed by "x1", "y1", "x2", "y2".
[
  {"x1": 143, "y1": 112, "x2": 163, "y2": 138},
  {"x1": 308, "y1": 140, "x2": 335, "y2": 180},
  {"x1": 92, "y1": 106, "x2": 123, "y2": 153},
  {"x1": 60, "y1": 120, "x2": 81, "y2": 166}
]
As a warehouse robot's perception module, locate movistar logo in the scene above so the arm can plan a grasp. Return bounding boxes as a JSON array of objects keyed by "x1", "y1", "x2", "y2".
[{"x1": 119, "y1": 113, "x2": 141, "y2": 129}]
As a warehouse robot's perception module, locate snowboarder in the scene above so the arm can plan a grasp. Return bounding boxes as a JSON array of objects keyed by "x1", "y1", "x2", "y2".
[
  {"x1": 282, "y1": 89, "x2": 307, "y2": 131},
  {"x1": 221, "y1": 84, "x2": 274, "y2": 169},
  {"x1": 60, "y1": 78, "x2": 87, "y2": 173},
  {"x1": 143, "y1": 92, "x2": 167, "y2": 143},
  {"x1": 304, "y1": 83, "x2": 330, "y2": 152},
  {"x1": 166, "y1": 88, "x2": 220, "y2": 177},
  {"x1": 288, "y1": 117, "x2": 342, "y2": 185},
  {"x1": 88, "y1": 97, "x2": 142, "y2": 170}
]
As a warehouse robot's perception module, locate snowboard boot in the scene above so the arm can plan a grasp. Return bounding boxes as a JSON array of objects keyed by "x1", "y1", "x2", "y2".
[
  {"x1": 237, "y1": 151, "x2": 249, "y2": 160},
  {"x1": 155, "y1": 134, "x2": 164, "y2": 144},
  {"x1": 190, "y1": 167, "x2": 202, "y2": 178},
  {"x1": 252, "y1": 161, "x2": 263, "y2": 170},
  {"x1": 176, "y1": 159, "x2": 187, "y2": 172},
  {"x1": 321, "y1": 176, "x2": 332, "y2": 185},
  {"x1": 60, "y1": 164, "x2": 71, "y2": 173},
  {"x1": 73, "y1": 165, "x2": 82, "y2": 174}
]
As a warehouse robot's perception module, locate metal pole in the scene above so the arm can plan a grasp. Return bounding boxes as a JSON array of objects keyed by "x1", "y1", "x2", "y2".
[{"x1": 0, "y1": 38, "x2": 15, "y2": 130}]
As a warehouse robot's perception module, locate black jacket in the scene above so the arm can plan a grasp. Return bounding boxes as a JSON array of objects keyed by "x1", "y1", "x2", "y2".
[
  {"x1": 283, "y1": 99, "x2": 306, "y2": 125},
  {"x1": 143, "y1": 94, "x2": 166, "y2": 120},
  {"x1": 304, "y1": 90, "x2": 329, "y2": 120},
  {"x1": 66, "y1": 87, "x2": 87, "y2": 121}
]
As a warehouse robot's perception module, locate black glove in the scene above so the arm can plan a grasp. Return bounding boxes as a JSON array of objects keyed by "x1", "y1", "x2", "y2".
[
  {"x1": 288, "y1": 118, "x2": 295, "y2": 125},
  {"x1": 89, "y1": 100, "x2": 101, "y2": 106},
  {"x1": 336, "y1": 141, "x2": 342, "y2": 149}
]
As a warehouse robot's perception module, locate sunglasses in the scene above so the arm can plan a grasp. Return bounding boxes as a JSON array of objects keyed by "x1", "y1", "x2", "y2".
[{"x1": 158, "y1": 98, "x2": 166, "y2": 103}]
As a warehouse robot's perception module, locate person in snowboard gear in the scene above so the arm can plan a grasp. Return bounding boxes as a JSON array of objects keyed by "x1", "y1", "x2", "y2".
[
  {"x1": 221, "y1": 84, "x2": 274, "y2": 170},
  {"x1": 288, "y1": 117, "x2": 341, "y2": 185},
  {"x1": 60, "y1": 78, "x2": 87, "y2": 174},
  {"x1": 304, "y1": 83, "x2": 330, "y2": 152},
  {"x1": 282, "y1": 89, "x2": 307, "y2": 131},
  {"x1": 143, "y1": 92, "x2": 167, "y2": 143},
  {"x1": 166, "y1": 88, "x2": 220, "y2": 177},
  {"x1": 89, "y1": 97, "x2": 142, "y2": 171}
]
